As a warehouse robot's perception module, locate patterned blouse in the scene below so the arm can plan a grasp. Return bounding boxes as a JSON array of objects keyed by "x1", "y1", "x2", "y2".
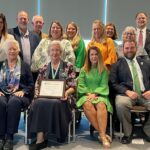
[{"x1": 31, "y1": 38, "x2": 75, "y2": 72}]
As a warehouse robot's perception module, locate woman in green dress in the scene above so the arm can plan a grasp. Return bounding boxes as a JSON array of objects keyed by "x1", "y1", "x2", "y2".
[
  {"x1": 65, "y1": 22, "x2": 86, "y2": 75},
  {"x1": 77, "y1": 46, "x2": 113, "y2": 148}
]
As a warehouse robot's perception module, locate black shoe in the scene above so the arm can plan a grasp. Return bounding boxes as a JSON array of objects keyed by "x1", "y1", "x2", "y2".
[
  {"x1": 29, "y1": 140, "x2": 47, "y2": 150},
  {"x1": 3, "y1": 140, "x2": 13, "y2": 150},
  {"x1": 90, "y1": 124, "x2": 95, "y2": 136},
  {"x1": 143, "y1": 131, "x2": 150, "y2": 142},
  {"x1": 121, "y1": 136, "x2": 131, "y2": 144},
  {"x1": 0, "y1": 140, "x2": 5, "y2": 150},
  {"x1": 57, "y1": 138, "x2": 66, "y2": 143}
]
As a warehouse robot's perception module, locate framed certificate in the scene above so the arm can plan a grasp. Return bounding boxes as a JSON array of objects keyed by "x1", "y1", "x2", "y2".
[{"x1": 39, "y1": 79, "x2": 66, "y2": 98}]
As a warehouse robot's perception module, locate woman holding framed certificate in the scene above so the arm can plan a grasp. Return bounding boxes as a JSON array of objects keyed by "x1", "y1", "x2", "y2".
[
  {"x1": 29, "y1": 40, "x2": 76, "y2": 150},
  {"x1": 77, "y1": 46, "x2": 113, "y2": 148}
]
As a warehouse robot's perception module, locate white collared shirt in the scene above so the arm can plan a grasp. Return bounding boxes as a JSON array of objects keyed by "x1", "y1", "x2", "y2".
[
  {"x1": 125, "y1": 57, "x2": 145, "y2": 92},
  {"x1": 20, "y1": 30, "x2": 31, "y2": 65}
]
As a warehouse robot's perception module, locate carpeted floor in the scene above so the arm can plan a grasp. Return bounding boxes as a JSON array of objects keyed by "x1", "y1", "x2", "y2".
[{"x1": 13, "y1": 113, "x2": 150, "y2": 150}]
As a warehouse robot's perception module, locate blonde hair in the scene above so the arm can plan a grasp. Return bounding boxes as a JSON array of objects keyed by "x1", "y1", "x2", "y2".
[
  {"x1": 65, "y1": 22, "x2": 81, "y2": 51},
  {"x1": 91, "y1": 20, "x2": 106, "y2": 42},
  {"x1": 84, "y1": 46, "x2": 106, "y2": 74}
]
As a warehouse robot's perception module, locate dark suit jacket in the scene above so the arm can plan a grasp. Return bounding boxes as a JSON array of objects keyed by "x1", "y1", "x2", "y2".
[
  {"x1": 110, "y1": 57, "x2": 150, "y2": 95},
  {"x1": 145, "y1": 29, "x2": 150, "y2": 57},
  {"x1": 0, "y1": 61, "x2": 34, "y2": 99},
  {"x1": 8, "y1": 26, "x2": 40, "y2": 60}
]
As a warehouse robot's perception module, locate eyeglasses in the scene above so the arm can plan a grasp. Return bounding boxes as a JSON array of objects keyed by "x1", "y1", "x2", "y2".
[{"x1": 125, "y1": 32, "x2": 135, "y2": 35}]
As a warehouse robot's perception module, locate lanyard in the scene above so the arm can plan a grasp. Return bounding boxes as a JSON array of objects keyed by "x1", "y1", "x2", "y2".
[{"x1": 51, "y1": 62, "x2": 60, "y2": 79}]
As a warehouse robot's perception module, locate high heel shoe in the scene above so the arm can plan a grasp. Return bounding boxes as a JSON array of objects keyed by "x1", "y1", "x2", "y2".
[
  {"x1": 106, "y1": 134, "x2": 112, "y2": 143},
  {"x1": 101, "y1": 136, "x2": 111, "y2": 148},
  {"x1": 29, "y1": 140, "x2": 48, "y2": 150}
]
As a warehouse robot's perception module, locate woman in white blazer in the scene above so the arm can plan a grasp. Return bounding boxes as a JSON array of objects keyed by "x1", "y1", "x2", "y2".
[{"x1": 0, "y1": 13, "x2": 14, "y2": 61}]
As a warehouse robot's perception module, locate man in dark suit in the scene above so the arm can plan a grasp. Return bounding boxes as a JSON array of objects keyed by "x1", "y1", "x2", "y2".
[
  {"x1": 8, "y1": 10, "x2": 40, "y2": 65},
  {"x1": 135, "y1": 12, "x2": 150, "y2": 59},
  {"x1": 110, "y1": 40, "x2": 150, "y2": 144}
]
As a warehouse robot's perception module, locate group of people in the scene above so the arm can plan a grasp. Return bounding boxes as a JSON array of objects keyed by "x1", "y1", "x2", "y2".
[{"x1": 0, "y1": 9, "x2": 150, "y2": 150}]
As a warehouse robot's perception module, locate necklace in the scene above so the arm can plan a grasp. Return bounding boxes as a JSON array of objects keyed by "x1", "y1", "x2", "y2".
[{"x1": 51, "y1": 62, "x2": 60, "y2": 79}]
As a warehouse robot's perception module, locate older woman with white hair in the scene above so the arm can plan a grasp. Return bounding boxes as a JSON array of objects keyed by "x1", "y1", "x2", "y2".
[
  {"x1": 117, "y1": 26, "x2": 136, "y2": 58},
  {"x1": 0, "y1": 39, "x2": 34, "y2": 150},
  {"x1": 29, "y1": 40, "x2": 76, "y2": 150}
]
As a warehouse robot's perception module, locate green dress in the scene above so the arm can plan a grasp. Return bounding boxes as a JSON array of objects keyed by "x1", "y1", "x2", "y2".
[
  {"x1": 74, "y1": 38, "x2": 86, "y2": 71},
  {"x1": 76, "y1": 68, "x2": 113, "y2": 113}
]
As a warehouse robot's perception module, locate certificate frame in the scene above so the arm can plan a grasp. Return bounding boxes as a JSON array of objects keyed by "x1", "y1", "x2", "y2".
[{"x1": 38, "y1": 79, "x2": 66, "y2": 98}]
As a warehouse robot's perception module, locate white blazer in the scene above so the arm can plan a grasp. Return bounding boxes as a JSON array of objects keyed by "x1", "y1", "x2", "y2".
[{"x1": 0, "y1": 34, "x2": 14, "y2": 61}]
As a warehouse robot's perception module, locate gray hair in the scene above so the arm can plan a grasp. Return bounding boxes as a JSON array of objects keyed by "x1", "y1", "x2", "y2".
[
  {"x1": 17, "y1": 10, "x2": 29, "y2": 19},
  {"x1": 3, "y1": 39, "x2": 20, "y2": 54},
  {"x1": 47, "y1": 40, "x2": 63, "y2": 54},
  {"x1": 122, "y1": 26, "x2": 136, "y2": 39},
  {"x1": 32, "y1": 15, "x2": 44, "y2": 23}
]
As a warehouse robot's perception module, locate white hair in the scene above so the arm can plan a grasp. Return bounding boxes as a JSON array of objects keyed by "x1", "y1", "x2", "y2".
[
  {"x1": 47, "y1": 40, "x2": 63, "y2": 54},
  {"x1": 3, "y1": 39, "x2": 20, "y2": 54},
  {"x1": 122, "y1": 26, "x2": 136, "y2": 39},
  {"x1": 32, "y1": 15, "x2": 44, "y2": 23}
]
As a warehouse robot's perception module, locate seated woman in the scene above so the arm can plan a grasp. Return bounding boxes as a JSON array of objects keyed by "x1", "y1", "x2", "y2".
[
  {"x1": 76, "y1": 46, "x2": 113, "y2": 148},
  {"x1": 0, "y1": 39, "x2": 34, "y2": 150},
  {"x1": 29, "y1": 40, "x2": 76, "y2": 150}
]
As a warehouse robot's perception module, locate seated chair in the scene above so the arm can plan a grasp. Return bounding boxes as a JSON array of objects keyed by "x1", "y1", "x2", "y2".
[{"x1": 120, "y1": 105, "x2": 149, "y2": 139}]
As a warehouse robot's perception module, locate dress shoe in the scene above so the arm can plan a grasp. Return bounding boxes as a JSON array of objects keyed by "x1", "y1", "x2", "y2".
[
  {"x1": 57, "y1": 138, "x2": 66, "y2": 143},
  {"x1": 0, "y1": 140, "x2": 5, "y2": 150},
  {"x1": 3, "y1": 140, "x2": 13, "y2": 150},
  {"x1": 90, "y1": 124, "x2": 95, "y2": 136},
  {"x1": 143, "y1": 131, "x2": 150, "y2": 142},
  {"x1": 100, "y1": 136, "x2": 111, "y2": 148},
  {"x1": 121, "y1": 136, "x2": 131, "y2": 144},
  {"x1": 29, "y1": 140, "x2": 47, "y2": 150}
]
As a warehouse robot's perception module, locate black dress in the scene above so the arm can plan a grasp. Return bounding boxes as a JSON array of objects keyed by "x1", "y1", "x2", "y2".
[{"x1": 29, "y1": 61, "x2": 76, "y2": 140}]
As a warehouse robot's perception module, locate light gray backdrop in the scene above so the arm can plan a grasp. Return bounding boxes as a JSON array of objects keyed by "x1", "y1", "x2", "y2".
[{"x1": 0, "y1": 0, "x2": 149, "y2": 40}]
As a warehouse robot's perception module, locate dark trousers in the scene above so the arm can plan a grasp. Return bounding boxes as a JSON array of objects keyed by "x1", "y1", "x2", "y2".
[{"x1": 0, "y1": 95, "x2": 30, "y2": 137}]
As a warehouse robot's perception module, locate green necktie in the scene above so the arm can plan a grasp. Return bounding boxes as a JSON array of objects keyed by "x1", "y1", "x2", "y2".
[{"x1": 130, "y1": 60, "x2": 141, "y2": 96}]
